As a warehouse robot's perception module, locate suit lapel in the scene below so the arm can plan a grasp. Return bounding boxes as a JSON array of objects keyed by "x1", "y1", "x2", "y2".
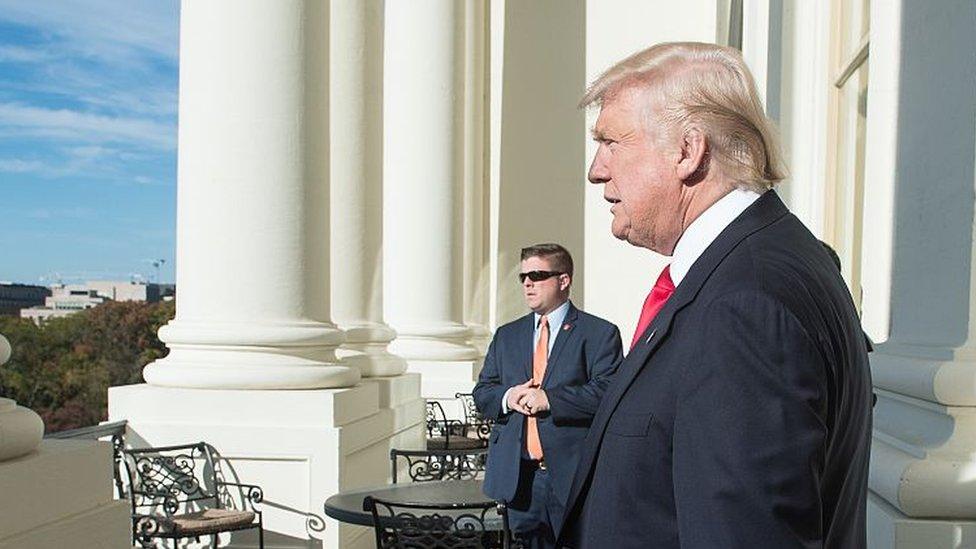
[
  {"x1": 563, "y1": 191, "x2": 790, "y2": 520},
  {"x1": 518, "y1": 313, "x2": 535, "y2": 380},
  {"x1": 541, "y1": 304, "x2": 578, "y2": 388}
]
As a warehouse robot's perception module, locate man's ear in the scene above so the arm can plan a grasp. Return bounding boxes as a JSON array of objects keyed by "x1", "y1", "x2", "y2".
[
  {"x1": 676, "y1": 127, "x2": 708, "y2": 185},
  {"x1": 560, "y1": 275, "x2": 571, "y2": 292}
]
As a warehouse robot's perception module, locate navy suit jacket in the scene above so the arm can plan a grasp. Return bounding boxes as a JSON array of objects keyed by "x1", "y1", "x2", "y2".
[
  {"x1": 559, "y1": 192, "x2": 873, "y2": 548},
  {"x1": 473, "y1": 303, "x2": 622, "y2": 516}
]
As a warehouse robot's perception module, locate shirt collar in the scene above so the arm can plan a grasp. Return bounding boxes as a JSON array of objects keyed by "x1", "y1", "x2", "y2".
[
  {"x1": 670, "y1": 188, "x2": 762, "y2": 287},
  {"x1": 534, "y1": 299, "x2": 571, "y2": 330}
]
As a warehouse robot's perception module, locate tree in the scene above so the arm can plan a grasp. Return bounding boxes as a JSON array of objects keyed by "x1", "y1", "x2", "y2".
[{"x1": 0, "y1": 300, "x2": 175, "y2": 432}]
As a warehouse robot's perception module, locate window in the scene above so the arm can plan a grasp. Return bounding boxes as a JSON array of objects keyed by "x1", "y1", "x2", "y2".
[{"x1": 825, "y1": 0, "x2": 870, "y2": 310}]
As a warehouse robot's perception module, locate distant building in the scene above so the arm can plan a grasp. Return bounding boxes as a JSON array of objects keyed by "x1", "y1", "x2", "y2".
[
  {"x1": 20, "y1": 280, "x2": 165, "y2": 325},
  {"x1": 158, "y1": 283, "x2": 176, "y2": 301},
  {"x1": 86, "y1": 280, "x2": 162, "y2": 302},
  {"x1": 0, "y1": 283, "x2": 52, "y2": 316}
]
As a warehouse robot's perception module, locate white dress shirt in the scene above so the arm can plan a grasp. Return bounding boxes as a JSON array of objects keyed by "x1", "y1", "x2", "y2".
[{"x1": 670, "y1": 188, "x2": 762, "y2": 288}]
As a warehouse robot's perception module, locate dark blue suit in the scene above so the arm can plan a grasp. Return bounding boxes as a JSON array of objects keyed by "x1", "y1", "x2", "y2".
[
  {"x1": 473, "y1": 303, "x2": 622, "y2": 542},
  {"x1": 559, "y1": 192, "x2": 873, "y2": 548}
]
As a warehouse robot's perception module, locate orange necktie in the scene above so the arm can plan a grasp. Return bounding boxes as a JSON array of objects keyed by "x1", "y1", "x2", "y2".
[{"x1": 526, "y1": 315, "x2": 548, "y2": 459}]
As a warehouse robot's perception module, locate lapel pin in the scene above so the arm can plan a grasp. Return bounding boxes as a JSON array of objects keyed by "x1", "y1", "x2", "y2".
[
  {"x1": 563, "y1": 323, "x2": 571, "y2": 331},
  {"x1": 645, "y1": 329, "x2": 657, "y2": 343}
]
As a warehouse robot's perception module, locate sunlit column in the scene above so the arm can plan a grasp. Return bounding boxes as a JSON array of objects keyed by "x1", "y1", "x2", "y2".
[
  {"x1": 144, "y1": 0, "x2": 359, "y2": 389},
  {"x1": 330, "y1": 0, "x2": 406, "y2": 377},
  {"x1": 461, "y1": 0, "x2": 492, "y2": 355},
  {"x1": 383, "y1": 0, "x2": 480, "y2": 365}
]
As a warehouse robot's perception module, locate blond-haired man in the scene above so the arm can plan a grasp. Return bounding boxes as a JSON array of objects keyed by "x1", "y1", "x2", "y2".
[{"x1": 557, "y1": 42, "x2": 872, "y2": 548}]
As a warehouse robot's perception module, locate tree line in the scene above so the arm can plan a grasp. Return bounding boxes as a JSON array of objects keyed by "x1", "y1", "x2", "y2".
[{"x1": 0, "y1": 300, "x2": 174, "y2": 432}]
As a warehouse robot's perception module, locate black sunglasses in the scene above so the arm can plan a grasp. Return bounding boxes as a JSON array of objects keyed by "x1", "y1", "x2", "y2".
[{"x1": 518, "y1": 270, "x2": 564, "y2": 283}]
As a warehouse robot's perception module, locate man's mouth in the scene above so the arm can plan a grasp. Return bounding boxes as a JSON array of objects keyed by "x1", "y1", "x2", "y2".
[{"x1": 604, "y1": 196, "x2": 621, "y2": 204}]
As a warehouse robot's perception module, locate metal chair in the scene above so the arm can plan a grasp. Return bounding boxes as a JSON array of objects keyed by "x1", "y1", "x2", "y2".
[
  {"x1": 122, "y1": 442, "x2": 264, "y2": 548},
  {"x1": 426, "y1": 400, "x2": 483, "y2": 451},
  {"x1": 455, "y1": 392, "x2": 493, "y2": 446},
  {"x1": 391, "y1": 447, "x2": 489, "y2": 483},
  {"x1": 365, "y1": 495, "x2": 513, "y2": 549}
]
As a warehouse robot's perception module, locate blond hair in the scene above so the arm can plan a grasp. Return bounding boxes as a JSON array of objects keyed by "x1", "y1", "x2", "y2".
[{"x1": 581, "y1": 42, "x2": 787, "y2": 192}]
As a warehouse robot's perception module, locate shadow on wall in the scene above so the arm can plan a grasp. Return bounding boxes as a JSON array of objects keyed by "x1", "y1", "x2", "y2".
[
  {"x1": 885, "y1": 0, "x2": 975, "y2": 349},
  {"x1": 496, "y1": 0, "x2": 587, "y2": 325}
]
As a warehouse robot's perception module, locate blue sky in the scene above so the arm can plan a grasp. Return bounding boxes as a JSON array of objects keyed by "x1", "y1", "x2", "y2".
[{"x1": 0, "y1": 1, "x2": 179, "y2": 285}]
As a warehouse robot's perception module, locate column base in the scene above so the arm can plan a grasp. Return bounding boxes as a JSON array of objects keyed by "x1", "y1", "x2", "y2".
[
  {"x1": 388, "y1": 322, "x2": 480, "y2": 361},
  {"x1": 338, "y1": 323, "x2": 408, "y2": 377},
  {"x1": 144, "y1": 350, "x2": 362, "y2": 389},
  {"x1": 405, "y1": 359, "x2": 484, "y2": 406},
  {"x1": 868, "y1": 492, "x2": 976, "y2": 548},
  {"x1": 109, "y1": 374, "x2": 425, "y2": 548},
  {"x1": 467, "y1": 323, "x2": 492, "y2": 356},
  {"x1": 338, "y1": 345, "x2": 408, "y2": 377},
  {"x1": 146, "y1": 319, "x2": 359, "y2": 389},
  {"x1": 0, "y1": 440, "x2": 130, "y2": 549},
  {"x1": 871, "y1": 347, "x2": 976, "y2": 520}
]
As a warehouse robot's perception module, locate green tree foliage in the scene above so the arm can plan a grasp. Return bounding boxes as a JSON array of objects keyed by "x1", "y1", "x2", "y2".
[{"x1": 0, "y1": 300, "x2": 175, "y2": 432}]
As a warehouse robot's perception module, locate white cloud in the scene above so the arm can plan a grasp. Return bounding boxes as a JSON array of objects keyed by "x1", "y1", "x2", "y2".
[
  {"x1": 0, "y1": 44, "x2": 52, "y2": 63},
  {"x1": 0, "y1": 1, "x2": 179, "y2": 190},
  {"x1": 0, "y1": 102, "x2": 176, "y2": 150},
  {"x1": 0, "y1": 145, "x2": 169, "y2": 184},
  {"x1": 26, "y1": 207, "x2": 94, "y2": 220},
  {"x1": 0, "y1": 0, "x2": 179, "y2": 63},
  {"x1": 0, "y1": 158, "x2": 46, "y2": 172}
]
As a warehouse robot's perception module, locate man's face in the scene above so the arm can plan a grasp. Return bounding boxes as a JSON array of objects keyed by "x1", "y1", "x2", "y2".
[
  {"x1": 521, "y1": 256, "x2": 570, "y2": 315},
  {"x1": 588, "y1": 87, "x2": 687, "y2": 255}
]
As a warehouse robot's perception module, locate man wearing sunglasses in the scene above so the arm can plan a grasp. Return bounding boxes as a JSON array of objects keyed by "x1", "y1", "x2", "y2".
[{"x1": 473, "y1": 243, "x2": 623, "y2": 549}]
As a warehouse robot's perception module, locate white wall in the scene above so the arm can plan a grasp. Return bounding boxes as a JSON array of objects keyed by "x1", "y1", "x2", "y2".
[
  {"x1": 490, "y1": 0, "x2": 587, "y2": 327},
  {"x1": 581, "y1": 0, "x2": 720, "y2": 343}
]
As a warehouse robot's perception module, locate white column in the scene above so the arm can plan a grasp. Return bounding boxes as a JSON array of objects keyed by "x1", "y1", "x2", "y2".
[
  {"x1": 865, "y1": 1, "x2": 976, "y2": 546},
  {"x1": 462, "y1": 0, "x2": 492, "y2": 355},
  {"x1": 384, "y1": 0, "x2": 480, "y2": 398},
  {"x1": 143, "y1": 0, "x2": 359, "y2": 390},
  {"x1": 112, "y1": 4, "x2": 425, "y2": 547},
  {"x1": 330, "y1": 0, "x2": 407, "y2": 378}
]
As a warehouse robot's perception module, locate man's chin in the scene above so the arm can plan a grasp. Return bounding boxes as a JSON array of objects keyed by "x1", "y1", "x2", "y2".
[
  {"x1": 610, "y1": 225, "x2": 629, "y2": 241},
  {"x1": 617, "y1": 229, "x2": 653, "y2": 251}
]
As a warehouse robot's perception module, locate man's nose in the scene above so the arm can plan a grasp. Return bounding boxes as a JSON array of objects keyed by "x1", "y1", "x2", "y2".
[{"x1": 588, "y1": 151, "x2": 609, "y2": 185}]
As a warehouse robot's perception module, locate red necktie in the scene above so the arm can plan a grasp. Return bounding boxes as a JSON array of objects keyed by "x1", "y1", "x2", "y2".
[{"x1": 630, "y1": 266, "x2": 675, "y2": 350}]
